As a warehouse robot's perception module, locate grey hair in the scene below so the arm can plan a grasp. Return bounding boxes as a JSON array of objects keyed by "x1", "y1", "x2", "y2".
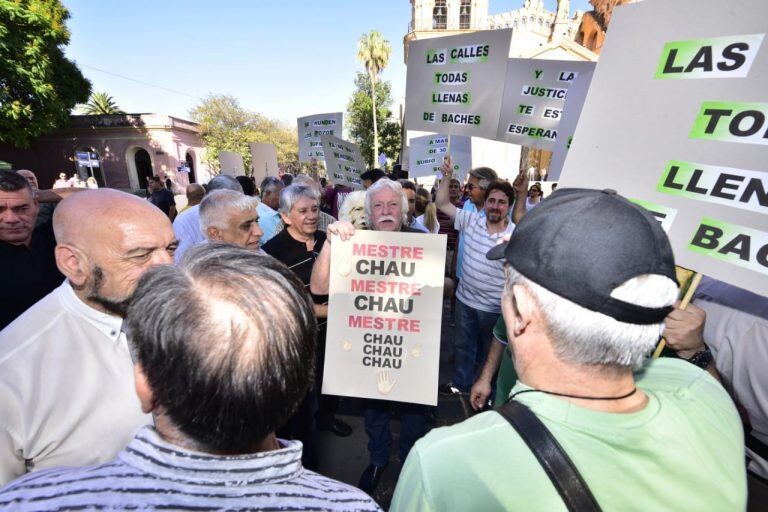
[
  {"x1": 469, "y1": 167, "x2": 498, "y2": 190},
  {"x1": 504, "y1": 265, "x2": 678, "y2": 369},
  {"x1": 279, "y1": 184, "x2": 319, "y2": 215},
  {"x1": 364, "y1": 179, "x2": 409, "y2": 227},
  {"x1": 199, "y1": 190, "x2": 258, "y2": 235},
  {"x1": 291, "y1": 174, "x2": 321, "y2": 193},
  {"x1": 260, "y1": 176, "x2": 282, "y2": 200},
  {"x1": 207, "y1": 174, "x2": 244, "y2": 193},
  {"x1": 125, "y1": 242, "x2": 316, "y2": 451}
]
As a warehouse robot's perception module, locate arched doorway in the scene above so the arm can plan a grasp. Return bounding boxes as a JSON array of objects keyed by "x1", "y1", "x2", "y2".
[
  {"x1": 134, "y1": 149, "x2": 154, "y2": 190},
  {"x1": 185, "y1": 151, "x2": 197, "y2": 183}
]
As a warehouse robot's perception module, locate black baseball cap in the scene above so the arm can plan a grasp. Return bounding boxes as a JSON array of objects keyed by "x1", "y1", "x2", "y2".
[{"x1": 487, "y1": 188, "x2": 677, "y2": 324}]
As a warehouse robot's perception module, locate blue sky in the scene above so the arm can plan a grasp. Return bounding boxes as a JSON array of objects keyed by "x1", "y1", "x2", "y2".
[{"x1": 62, "y1": 0, "x2": 592, "y2": 123}]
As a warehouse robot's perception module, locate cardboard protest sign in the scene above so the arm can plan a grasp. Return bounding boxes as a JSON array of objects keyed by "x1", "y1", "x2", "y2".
[
  {"x1": 319, "y1": 135, "x2": 365, "y2": 189},
  {"x1": 297, "y1": 112, "x2": 343, "y2": 163},
  {"x1": 408, "y1": 134, "x2": 471, "y2": 181},
  {"x1": 323, "y1": 230, "x2": 446, "y2": 406},
  {"x1": 218, "y1": 151, "x2": 245, "y2": 177},
  {"x1": 547, "y1": 68, "x2": 595, "y2": 181},
  {"x1": 496, "y1": 59, "x2": 595, "y2": 151},
  {"x1": 249, "y1": 142, "x2": 278, "y2": 184},
  {"x1": 559, "y1": 0, "x2": 768, "y2": 295},
  {"x1": 405, "y1": 29, "x2": 512, "y2": 139}
]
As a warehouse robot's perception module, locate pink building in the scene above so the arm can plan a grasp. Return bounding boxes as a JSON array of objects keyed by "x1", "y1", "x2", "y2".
[{"x1": 0, "y1": 114, "x2": 211, "y2": 191}]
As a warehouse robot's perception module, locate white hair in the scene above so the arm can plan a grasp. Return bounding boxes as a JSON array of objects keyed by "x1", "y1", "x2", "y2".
[
  {"x1": 199, "y1": 190, "x2": 258, "y2": 235},
  {"x1": 279, "y1": 185, "x2": 319, "y2": 215},
  {"x1": 339, "y1": 190, "x2": 367, "y2": 228},
  {"x1": 504, "y1": 265, "x2": 678, "y2": 369},
  {"x1": 364, "y1": 179, "x2": 408, "y2": 228}
]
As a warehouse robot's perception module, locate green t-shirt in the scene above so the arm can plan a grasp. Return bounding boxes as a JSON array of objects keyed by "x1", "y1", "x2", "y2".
[
  {"x1": 491, "y1": 316, "x2": 517, "y2": 408},
  {"x1": 391, "y1": 358, "x2": 746, "y2": 511}
]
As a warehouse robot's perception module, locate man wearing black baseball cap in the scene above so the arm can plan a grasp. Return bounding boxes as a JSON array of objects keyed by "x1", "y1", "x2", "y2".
[{"x1": 392, "y1": 189, "x2": 746, "y2": 510}]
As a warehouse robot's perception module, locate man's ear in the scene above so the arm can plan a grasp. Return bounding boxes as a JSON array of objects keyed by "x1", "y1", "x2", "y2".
[
  {"x1": 279, "y1": 212, "x2": 291, "y2": 226},
  {"x1": 54, "y1": 244, "x2": 89, "y2": 287},
  {"x1": 134, "y1": 364, "x2": 155, "y2": 414},
  {"x1": 206, "y1": 226, "x2": 222, "y2": 241},
  {"x1": 510, "y1": 284, "x2": 535, "y2": 337}
]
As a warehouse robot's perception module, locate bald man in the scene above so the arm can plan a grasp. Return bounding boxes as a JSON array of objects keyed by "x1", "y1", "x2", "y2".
[
  {"x1": 0, "y1": 189, "x2": 178, "y2": 485},
  {"x1": 179, "y1": 183, "x2": 205, "y2": 213}
]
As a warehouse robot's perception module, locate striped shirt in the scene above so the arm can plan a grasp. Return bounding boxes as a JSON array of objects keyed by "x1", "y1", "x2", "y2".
[
  {"x1": 0, "y1": 426, "x2": 381, "y2": 512},
  {"x1": 454, "y1": 208, "x2": 514, "y2": 313}
]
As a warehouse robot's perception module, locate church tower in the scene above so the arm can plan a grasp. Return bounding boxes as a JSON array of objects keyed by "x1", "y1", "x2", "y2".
[{"x1": 550, "y1": 0, "x2": 571, "y2": 41}]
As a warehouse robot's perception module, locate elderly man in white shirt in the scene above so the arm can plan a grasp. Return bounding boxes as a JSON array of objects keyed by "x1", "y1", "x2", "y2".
[
  {"x1": 0, "y1": 189, "x2": 178, "y2": 486},
  {"x1": 199, "y1": 190, "x2": 264, "y2": 252},
  {"x1": 172, "y1": 175, "x2": 243, "y2": 263}
]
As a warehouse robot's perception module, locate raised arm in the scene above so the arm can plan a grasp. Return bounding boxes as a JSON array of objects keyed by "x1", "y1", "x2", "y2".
[
  {"x1": 435, "y1": 158, "x2": 458, "y2": 220},
  {"x1": 512, "y1": 170, "x2": 529, "y2": 225},
  {"x1": 310, "y1": 220, "x2": 356, "y2": 295}
]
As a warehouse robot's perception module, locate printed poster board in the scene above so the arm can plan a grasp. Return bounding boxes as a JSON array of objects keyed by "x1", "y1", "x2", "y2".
[
  {"x1": 559, "y1": 0, "x2": 768, "y2": 295},
  {"x1": 320, "y1": 135, "x2": 365, "y2": 189},
  {"x1": 249, "y1": 142, "x2": 279, "y2": 184},
  {"x1": 218, "y1": 151, "x2": 245, "y2": 177},
  {"x1": 408, "y1": 134, "x2": 472, "y2": 181},
  {"x1": 548, "y1": 69, "x2": 595, "y2": 181},
  {"x1": 298, "y1": 112, "x2": 343, "y2": 163},
  {"x1": 405, "y1": 29, "x2": 513, "y2": 139},
  {"x1": 323, "y1": 230, "x2": 447, "y2": 406}
]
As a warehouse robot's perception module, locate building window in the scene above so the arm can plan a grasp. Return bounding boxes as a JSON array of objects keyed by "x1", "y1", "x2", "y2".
[
  {"x1": 513, "y1": 20, "x2": 518, "y2": 29},
  {"x1": 459, "y1": 0, "x2": 472, "y2": 29},
  {"x1": 433, "y1": 0, "x2": 447, "y2": 30}
]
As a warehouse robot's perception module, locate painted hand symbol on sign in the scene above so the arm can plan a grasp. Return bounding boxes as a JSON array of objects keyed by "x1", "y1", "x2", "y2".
[
  {"x1": 410, "y1": 345, "x2": 422, "y2": 358},
  {"x1": 377, "y1": 371, "x2": 396, "y2": 395}
]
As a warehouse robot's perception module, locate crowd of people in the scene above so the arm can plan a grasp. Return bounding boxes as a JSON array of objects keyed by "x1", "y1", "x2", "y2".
[{"x1": 0, "y1": 163, "x2": 764, "y2": 510}]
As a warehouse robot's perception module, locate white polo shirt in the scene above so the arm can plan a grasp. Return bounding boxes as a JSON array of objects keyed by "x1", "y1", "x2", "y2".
[{"x1": 0, "y1": 282, "x2": 151, "y2": 486}]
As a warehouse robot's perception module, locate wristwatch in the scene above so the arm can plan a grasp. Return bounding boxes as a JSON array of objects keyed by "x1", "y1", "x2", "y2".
[{"x1": 685, "y1": 347, "x2": 713, "y2": 370}]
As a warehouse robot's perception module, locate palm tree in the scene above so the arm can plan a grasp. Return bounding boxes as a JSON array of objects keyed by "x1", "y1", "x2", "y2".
[
  {"x1": 357, "y1": 30, "x2": 391, "y2": 168},
  {"x1": 80, "y1": 92, "x2": 124, "y2": 115}
]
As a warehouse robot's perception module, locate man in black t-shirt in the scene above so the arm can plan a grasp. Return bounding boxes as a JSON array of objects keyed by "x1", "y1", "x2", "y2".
[{"x1": 147, "y1": 176, "x2": 176, "y2": 220}]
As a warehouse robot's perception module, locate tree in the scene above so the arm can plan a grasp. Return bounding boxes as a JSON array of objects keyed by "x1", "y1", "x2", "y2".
[
  {"x1": 79, "y1": 92, "x2": 124, "y2": 115},
  {"x1": 0, "y1": 0, "x2": 91, "y2": 147},
  {"x1": 356, "y1": 30, "x2": 391, "y2": 168},
  {"x1": 189, "y1": 94, "x2": 298, "y2": 174},
  {"x1": 347, "y1": 72, "x2": 401, "y2": 168}
]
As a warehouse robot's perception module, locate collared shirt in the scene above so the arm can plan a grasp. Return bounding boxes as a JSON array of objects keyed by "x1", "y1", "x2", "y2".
[
  {"x1": 0, "y1": 426, "x2": 382, "y2": 511},
  {"x1": 454, "y1": 208, "x2": 514, "y2": 313},
  {"x1": 172, "y1": 204, "x2": 205, "y2": 263},
  {"x1": 409, "y1": 217, "x2": 430, "y2": 233},
  {"x1": 0, "y1": 220, "x2": 64, "y2": 330},
  {"x1": 455, "y1": 200, "x2": 483, "y2": 279},
  {"x1": 0, "y1": 282, "x2": 151, "y2": 486},
  {"x1": 257, "y1": 201, "x2": 281, "y2": 244}
]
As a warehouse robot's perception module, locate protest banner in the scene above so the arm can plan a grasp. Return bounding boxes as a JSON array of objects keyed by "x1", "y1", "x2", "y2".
[
  {"x1": 547, "y1": 68, "x2": 595, "y2": 181},
  {"x1": 496, "y1": 59, "x2": 595, "y2": 152},
  {"x1": 297, "y1": 112, "x2": 343, "y2": 163},
  {"x1": 218, "y1": 151, "x2": 245, "y2": 177},
  {"x1": 249, "y1": 142, "x2": 278, "y2": 184},
  {"x1": 408, "y1": 134, "x2": 471, "y2": 181},
  {"x1": 320, "y1": 135, "x2": 365, "y2": 189},
  {"x1": 322, "y1": 230, "x2": 446, "y2": 406},
  {"x1": 405, "y1": 29, "x2": 512, "y2": 139},
  {"x1": 559, "y1": 0, "x2": 768, "y2": 296}
]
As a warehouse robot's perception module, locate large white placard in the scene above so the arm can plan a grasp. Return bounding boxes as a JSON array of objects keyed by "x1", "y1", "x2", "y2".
[
  {"x1": 323, "y1": 230, "x2": 447, "y2": 406},
  {"x1": 249, "y1": 142, "x2": 278, "y2": 184},
  {"x1": 218, "y1": 151, "x2": 245, "y2": 177},
  {"x1": 405, "y1": 29, "x2": 513, "y2": 139},
  {"x1": 547, "y1": 68, "x2": 595, "y2": 181},
  {"x1": 408, "y1": 134, "x2": 472, "y2": 181},
  {"x1": 297, "y1": 112, "x2": 343, "y2": 163},
  {"x1": 559, "y1": 0, "x2": 768, "y2": 295},
  {"x1": 319, "y1": 135, "x2": 365, "y2": 189}
]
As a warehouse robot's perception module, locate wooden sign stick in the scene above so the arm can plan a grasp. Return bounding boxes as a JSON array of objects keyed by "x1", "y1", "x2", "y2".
[{"x1": 652, "y1": 272, "x2": 704, "y2": 358}]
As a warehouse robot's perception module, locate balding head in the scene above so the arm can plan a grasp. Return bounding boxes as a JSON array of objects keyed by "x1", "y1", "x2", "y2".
[
  {"x1": 185, "y1": 184, "x2": 205, "y2": 207},
  {"x1": 53, "y1": 189, "x2": 177, "y2": 316},
  {"x1": 15, "y1": 170, "x2": 38, "y2": 190}
]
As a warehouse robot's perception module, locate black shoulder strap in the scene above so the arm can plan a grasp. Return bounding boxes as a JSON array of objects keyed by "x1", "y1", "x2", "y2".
[{"x1": 497, "y1": 400, "x2": 602, "y2": 512}]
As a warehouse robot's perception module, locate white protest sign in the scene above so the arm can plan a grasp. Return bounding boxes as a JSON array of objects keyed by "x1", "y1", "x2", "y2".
[
  {"x1": 218, "y1": 151, "x2": 245, "y2": 177},
  {"x1": 559, "y1": 0, "x2": 768, "y2": 295},
  {"x1": 408, "y1": 134, "x2": 471, "y2": 181},
  {"x1": 298, "y1": 112, "x2": 343, "y2": 163},
  {"x1": 249, "y1": 142, "x2": 278, "y2": 184},
  {"x1": 548, "y1": 68, "x2": 595, "y2": 181},
  {"x1": 323, "y1": 230, "x2": 447, "y2": 406},
  {"x1": 496, "y1": 59, "x2": 595, "y2": 151},
  {"x1": 320, "y1": 135, "x2": 365, "y2": 189},
  {"x1": 405, "y1": 29, "x2": 513, "y2": 139}
]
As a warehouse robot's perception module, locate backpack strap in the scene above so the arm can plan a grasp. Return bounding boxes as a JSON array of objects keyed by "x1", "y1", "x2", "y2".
[{"x1": 497, "y1": 400, "x2": 602, "y2": 512}]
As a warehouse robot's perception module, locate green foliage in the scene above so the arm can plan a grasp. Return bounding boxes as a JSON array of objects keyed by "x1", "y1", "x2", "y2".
[
  {"x1": 189, "y1": 94, "x2": 298, "y2": 174},
  {"x1": 356, "y1": 30, "x2": 392, "y2": 167},
  {"x1": 0, "y1": 0, "x2": 91, "y2": 147},
  {"x1": 347, "y1": 72, "x2": 401, "y2": 168},
  {"x1": 79, "y1": 91, "x2": 124, "y2": 115}
]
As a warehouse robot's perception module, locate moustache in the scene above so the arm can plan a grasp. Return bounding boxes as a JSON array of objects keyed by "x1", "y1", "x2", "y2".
[{"x1": 378, "y1": 215, "x2": 397, "y2": 223}]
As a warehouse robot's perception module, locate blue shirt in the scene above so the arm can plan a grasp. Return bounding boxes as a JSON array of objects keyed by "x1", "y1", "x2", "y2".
[{"x1": 257, "y1": 202, "x2": 282, "y2": 244}]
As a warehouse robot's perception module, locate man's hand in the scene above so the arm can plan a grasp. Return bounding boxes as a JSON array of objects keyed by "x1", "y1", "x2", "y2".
[
  {"x1": 470, "y1": 377, "x2": 492, "y2": 411},
  {"x1": 440, "y1": 156, "x2": 453, "y2": 179},
  {"x1": 512, "y1": 170, "x2": 528, "y2": 198},
  {"x1": 664, "y1": 301, "x2": 706, "y2": 359},
  {"x1": 326, "y1": 220, "x2": 355, "y2": 243}
]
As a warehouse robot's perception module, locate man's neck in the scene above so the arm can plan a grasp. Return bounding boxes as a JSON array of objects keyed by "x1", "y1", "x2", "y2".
[
  {"x1": 72, "y1": 285, "x2": 120, "y2": 317},
  {"x1": 155, "y1": 413, "x2": 280, "y2": 455},
  {"x1": 486, "y1": 217, "x2": 509, "y2": 235}
]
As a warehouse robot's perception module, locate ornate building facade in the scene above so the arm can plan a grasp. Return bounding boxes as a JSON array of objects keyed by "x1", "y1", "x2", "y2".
[{"x1": 576, "y1": 0, "x2": 642, "y2": 54}]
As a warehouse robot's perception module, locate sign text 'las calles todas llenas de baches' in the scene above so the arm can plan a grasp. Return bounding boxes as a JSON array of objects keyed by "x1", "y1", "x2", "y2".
[
  {"x1": 405, "y1": 29, "x2": 512, "y2": 139},
  {"x1": 297, "y1": 112, "x2": 343, "y2": 163},
  {"x1": 559, "y1": 0, "x2": 767, "y2": 295},
  {"x1": 408, "y1": 134, "x2": 472, "y2": 182},
  {"x1": 319, "y1": 135, "x2": 365, "y2": 190},
  {"x1": 322, "y1": 230, "x2": 447, "y2": 406}
]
